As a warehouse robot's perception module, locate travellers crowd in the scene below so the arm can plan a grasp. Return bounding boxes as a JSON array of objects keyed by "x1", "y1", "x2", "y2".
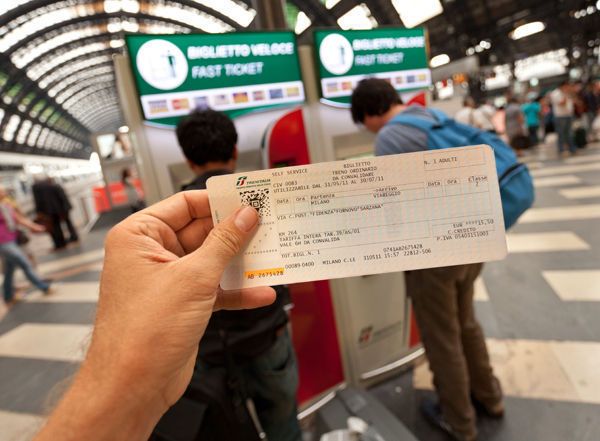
[{"x1": 455, "y1": 79, "x2": 600, "y2": 157}]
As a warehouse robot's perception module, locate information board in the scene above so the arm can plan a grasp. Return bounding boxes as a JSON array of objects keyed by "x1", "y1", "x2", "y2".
[
  {"x1": 126, "y1": 32, "x2": 305, "y2": 126},
  {"x1": 314, "y1": 28, "x2": 431, "y2": 106}
]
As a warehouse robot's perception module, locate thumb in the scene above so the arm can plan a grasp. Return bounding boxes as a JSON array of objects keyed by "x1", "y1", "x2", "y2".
[{"x1": 184, "y1": 205, "x2": 259, "y2": 285}]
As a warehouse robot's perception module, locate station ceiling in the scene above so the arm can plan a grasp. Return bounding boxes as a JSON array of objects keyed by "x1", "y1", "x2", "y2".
[{"x1": 0, "y1": 0, "x2": 598, "y2": 159}]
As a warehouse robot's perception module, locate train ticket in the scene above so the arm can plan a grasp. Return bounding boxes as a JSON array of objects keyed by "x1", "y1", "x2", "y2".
[{"x1": 206, "y1": 145, "x2": 507, "y2": 289}]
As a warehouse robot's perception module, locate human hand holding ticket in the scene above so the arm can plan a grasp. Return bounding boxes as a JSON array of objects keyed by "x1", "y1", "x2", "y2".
[{"x1": 207, "y1": 145, "x2": 507, "y2": 289}]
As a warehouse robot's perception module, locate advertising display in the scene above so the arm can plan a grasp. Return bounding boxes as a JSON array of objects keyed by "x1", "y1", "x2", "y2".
[
  {"x1": 314, "y1": 27, "x2": 431, "y2": 106},
  {"x1": 125, "y1": 31, "x2": 305, "y2": 126}
]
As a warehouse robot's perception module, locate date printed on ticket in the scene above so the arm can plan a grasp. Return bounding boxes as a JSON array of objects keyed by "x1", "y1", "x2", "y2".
[{"x1": 207, "y1": 145, "x2": 507, "y2": 289}]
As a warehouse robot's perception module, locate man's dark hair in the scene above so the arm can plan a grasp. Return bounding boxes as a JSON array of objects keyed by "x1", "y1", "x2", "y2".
[
  {"x1": 351, "y1": 78, "x2": 402, "y2": 123},
  {"x1": 176, "y1": 109, "x2": 238, "y2": 166}
]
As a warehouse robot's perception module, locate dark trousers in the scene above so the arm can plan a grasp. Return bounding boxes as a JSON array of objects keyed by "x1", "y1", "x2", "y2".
[
  {"x1": 555, "y1": 116, "x2": 576, "y2": 153},
  {"x1": 49, "y1": 213, "x2": 78, "y2": 249},
  {"x1": 406, "y1": 263, "x2": 502, "y2": 440},
  {"x1": 198, "y1": 330, "x2": 301, "y2": 441},
  {"x1": 527, "y1": 125, "x2": 539, "y2": 146}
]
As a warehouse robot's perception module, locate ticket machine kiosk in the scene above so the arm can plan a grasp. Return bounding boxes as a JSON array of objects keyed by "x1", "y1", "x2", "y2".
[
  {"x1": 261, "y1": 43, "x2": 426, "y2": 406},
  {"x1": 115, "y1": 29, "x2": 428, "y2": 412}
]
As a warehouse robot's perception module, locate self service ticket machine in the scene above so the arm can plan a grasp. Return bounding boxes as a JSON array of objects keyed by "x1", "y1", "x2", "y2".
[
  {"x1": 260, "y1": 45, "x2": 425, "y2": 409},
  {"x1": 115, "y1": 30, "x2": 427, "y2": 413}
]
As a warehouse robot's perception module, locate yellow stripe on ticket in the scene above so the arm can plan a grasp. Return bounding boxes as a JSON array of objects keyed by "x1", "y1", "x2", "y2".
[{"x1": 244, "y1": 268, "x2": 285, "y2": 279}]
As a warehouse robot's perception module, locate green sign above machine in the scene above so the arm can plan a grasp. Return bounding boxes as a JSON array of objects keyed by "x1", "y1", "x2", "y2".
[
  {"x1": 125, "y1": 31, "x2": 305, "y2": 126},
  {"x1": 314, "y1": 28, "x2": 431, "y2": 106}
]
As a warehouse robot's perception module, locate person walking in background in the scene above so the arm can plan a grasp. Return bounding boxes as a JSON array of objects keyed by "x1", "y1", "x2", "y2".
[
  {"x1": 550, "y1": 80, "x2": 577, "y2": 157},
  {"x1": 505, "y1": 96, "x2": 528, "y2": 155},
  {"x1": 0, "y1": 186, "x2": 52, "y2": 307},
  {"x1": 32, "y1": 177, "x2": 78, "y2": 250},
  {"x1": 521, "y1": 95, "x2": 542, "y2": 146},
  {"x1": 121, "y1": 168, "x2": 145, "y2": 213},
  {"x1": 581, "y1": 81, "x2": 599, "y2": 141},
  {"x1": 455, "y1": 96, "x2": 495, "y2": 131}
]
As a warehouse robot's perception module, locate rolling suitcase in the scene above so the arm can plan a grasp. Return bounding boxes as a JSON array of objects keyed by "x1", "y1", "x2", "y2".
[{"x1": 574, "y1": 127, "x2": 587, "y2": 149}]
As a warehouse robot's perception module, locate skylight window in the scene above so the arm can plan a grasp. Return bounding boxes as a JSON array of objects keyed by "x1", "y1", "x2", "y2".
[
  {"x1": 190, "y1": 0, "x2": 256, "y2": 27},
  {"x1": 0, "y1": 6, "x2": 94, "y2": 53},
  {"x1": 16, "y1": 119, "x2": 32, "y2": 145},
  {"x1": 39, "y1": 55, "x2": 113, "y2": 89},
  {"x1": 55, "y1": 74, "x2": 114, "y2": 104},
  {"x1": 148, "y1": 3, "x2": 234, "y2": 33},
  {"x1": 337, "y1": 4, "x2": 377, "y2": 30},
  {"x1": 3, "y1": 114, "x2": 21, "y2": 142},
  {"x1": 27, "y1": 124, "x2": 42, "y2": 146},
  {"x1": 12, "y1": 27, "x2": 102, "y2": 68},
  {"x1": 48, "y1": 66, "x2": 114, "y2": 98},
  {"x1": 295, "y1": 12, "x2": 311, "y2": 34},
  {"x1": 392, "y1": 0, "x2": 443, "y2": 28},
  {"x1": 28, "y1": 42, "x2": 109, "y2": 81}
]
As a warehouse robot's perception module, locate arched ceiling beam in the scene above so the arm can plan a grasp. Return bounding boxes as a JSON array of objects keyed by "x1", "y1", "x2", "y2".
[
  {"x1": 54, "y1": 74, "x2": 115, "y2": 104},
  {"x1": 2, "y1": 12, "x2": 193, "y2": 57},
  {"x1": 288, "y1": 0, "x2": 336, "y2": 26},
  {"x1": 0, "y1": 0, "x2": 244, "y2": 30},
  {"x1": 43, "y1": 60, "x2": 115, "y2": 92},
  {"x1": 37, "y1": 49, "x2": 118, "y2": 89},
  {"x1": 72, "y1": 95, "x2": 119, "y2": 112},
  {"x1": 47, "y1": 64, "x2": 115, "y2": 98},
  {"x1": 63, "y1": 85, "x2": 117, "y2": 111}
]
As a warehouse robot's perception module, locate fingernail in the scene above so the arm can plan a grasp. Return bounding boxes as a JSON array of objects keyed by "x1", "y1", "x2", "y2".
[{"x1": 234, "y1": 206, "x2": 258, "y2": 232}]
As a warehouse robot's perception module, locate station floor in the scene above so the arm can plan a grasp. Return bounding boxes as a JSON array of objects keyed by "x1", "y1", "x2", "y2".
[{"x1": 1, "y1": 140, "x2": 600, "y2": 441}]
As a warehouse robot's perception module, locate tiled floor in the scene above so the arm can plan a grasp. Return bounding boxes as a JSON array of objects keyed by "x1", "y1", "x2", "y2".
[
  {"x1": 1, "y1": 143, "x2": 600, "y2": 441},
  {"x1": 533, "y1": 174, "x2": 582, "y2": 188},
  {"x1": 559, "y1": 185, "x2": 600, "y2": 199}
]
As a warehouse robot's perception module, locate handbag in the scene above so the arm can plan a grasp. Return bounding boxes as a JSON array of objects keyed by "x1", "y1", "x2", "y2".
[{"x1": 16, "y1": 229, "x2": 30, "y2": 245}]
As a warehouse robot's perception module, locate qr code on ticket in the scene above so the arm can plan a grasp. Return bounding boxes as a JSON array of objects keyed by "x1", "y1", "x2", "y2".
[{"x1": 239, "y1": 189, "x2": 271, "y2": 217}]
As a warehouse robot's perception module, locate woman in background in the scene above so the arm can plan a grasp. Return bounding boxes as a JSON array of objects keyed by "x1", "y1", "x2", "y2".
[
  {"x1": 0, "y1": 186, "x2": 52, "y2": 307},
  {"x1": 121, "y1": 168, "x2": 145, "y2": 213}
]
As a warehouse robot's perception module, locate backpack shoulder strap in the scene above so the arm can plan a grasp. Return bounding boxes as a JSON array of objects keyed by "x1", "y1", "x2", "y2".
[{"x1": 387, "y1": 108, "x2": 446, "y2": 132}]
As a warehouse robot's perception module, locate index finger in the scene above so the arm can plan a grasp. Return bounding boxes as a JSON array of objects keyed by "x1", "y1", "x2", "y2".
[{"x1": 136, "y1": 190, "x2": 212, "y2": 232}]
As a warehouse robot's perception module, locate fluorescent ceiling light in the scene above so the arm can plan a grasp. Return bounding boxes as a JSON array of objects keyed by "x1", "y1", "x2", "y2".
[
  {"x1": 392, "y1": 0, "x2": 443, "y2": 28},
  {"x1": 510, "y1": 21, "x2": 545, "y2": 40},
  {"x1": 337, "y1": 4, "x2": 377, "y2": 30},
  {"x1": 295, "y1": 11, "x2": 311, "y2": 34},
  {"x1": 430, "y1": 53, "x2": 450, "y2": 68}
]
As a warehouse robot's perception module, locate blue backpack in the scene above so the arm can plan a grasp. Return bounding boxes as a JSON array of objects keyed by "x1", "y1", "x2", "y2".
[{"x1": 389, "y1": 108, "x2": 534, "y2": 229}]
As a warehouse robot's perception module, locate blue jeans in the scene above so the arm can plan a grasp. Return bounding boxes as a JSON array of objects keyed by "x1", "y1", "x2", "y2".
[
  {"x1": 0, "y1": 241, "x2": 49, "y2": 302},
  {"x1": 199, "y1": 329, "x2": 302, "y2": 441},
  {"x1": 554, "y1": 116, "x2": 576, "y2": 153}
]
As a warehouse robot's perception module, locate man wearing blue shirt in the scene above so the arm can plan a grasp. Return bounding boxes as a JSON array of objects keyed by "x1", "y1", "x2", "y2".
[{"x1": 351, "y1": 78, "x2": 504, "y2": 441}]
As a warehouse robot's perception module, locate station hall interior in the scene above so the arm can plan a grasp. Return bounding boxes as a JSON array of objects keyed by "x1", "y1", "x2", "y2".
[{"x1": 1, "y1": 0, "x2": 600, "y2": 440}]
